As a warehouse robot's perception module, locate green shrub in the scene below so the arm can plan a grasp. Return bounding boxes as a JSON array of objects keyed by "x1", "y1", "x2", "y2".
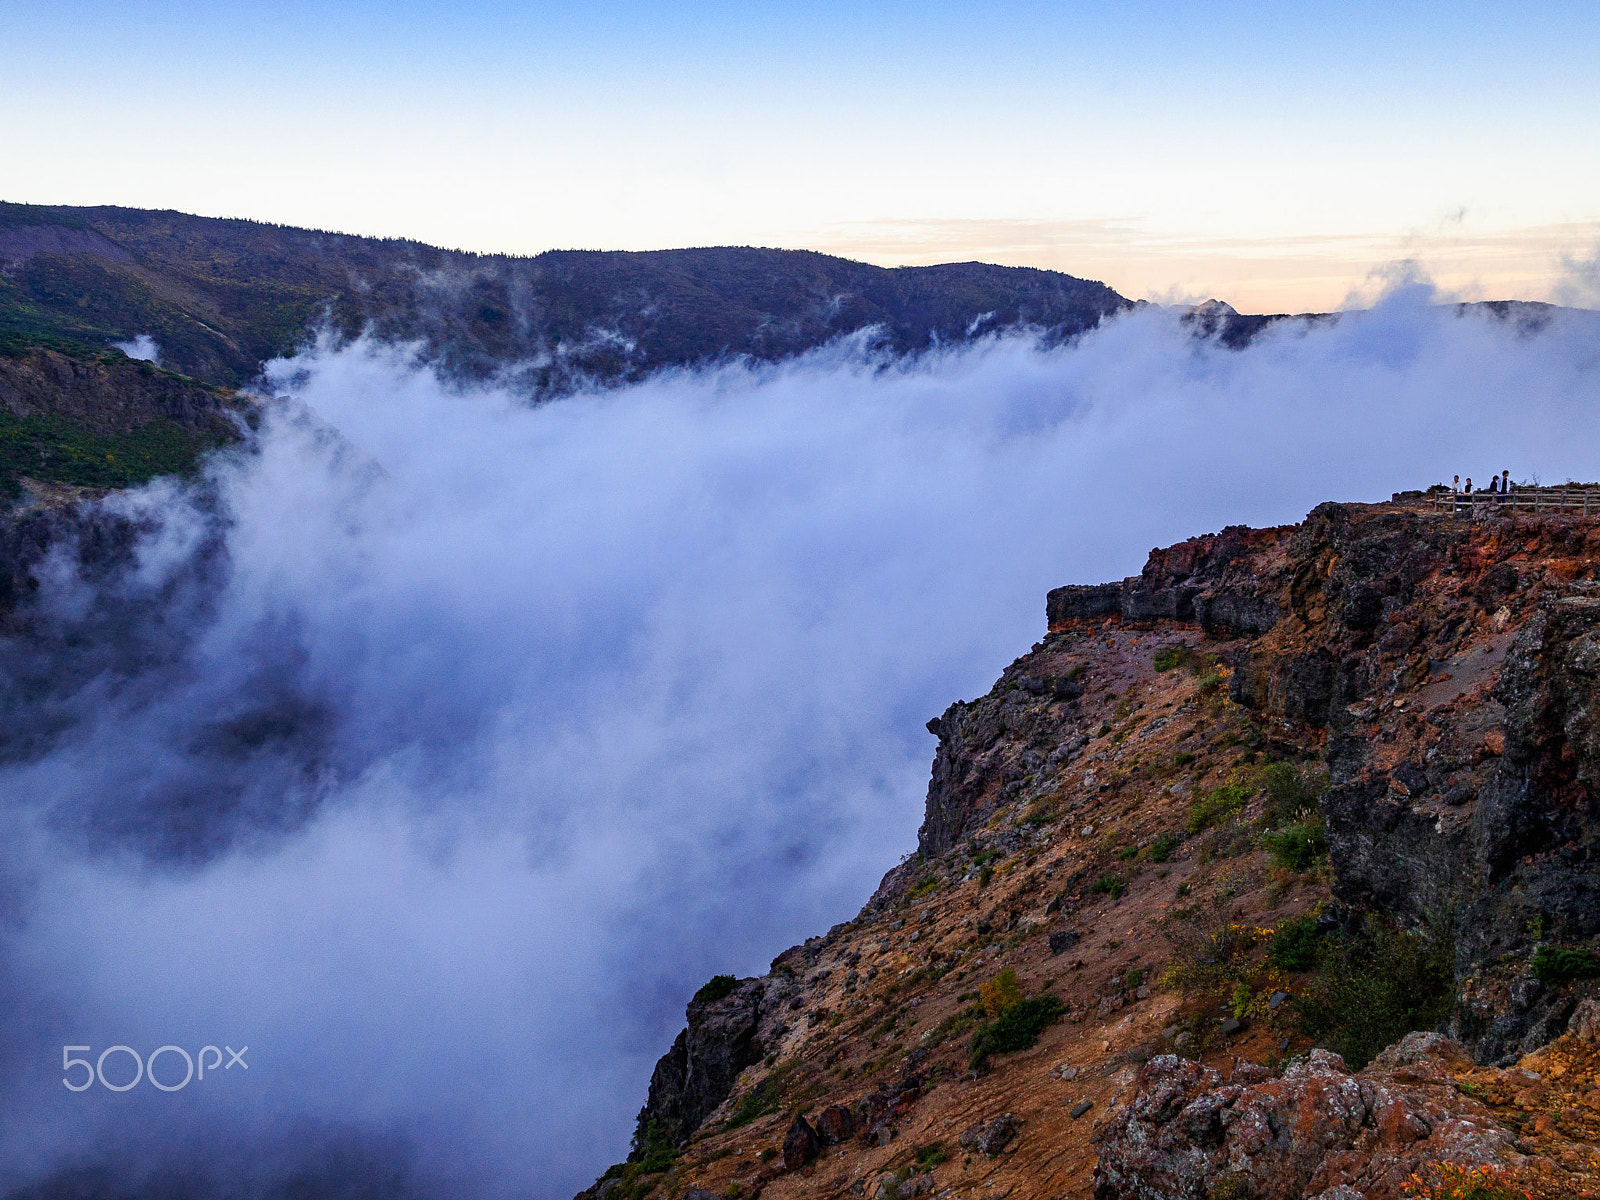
[
  {"x1": 725, "y1": 1077, "x2": 781, "y2": 1129},
  {"x1": 1530, "y1": 945, "x2": 1600, "y2": 985},
  {"x1": 1175, "y1": 751, "x2": 1196, "y2": 767},
  {"x1": 908, "y1": 874, "x2": 939, "y2": 898},
  {"x1": 968, "y1": 995, "x2": 1066, "y2": 1069},
  {"x1": 634, "y1": 1121, "x2": 679, "y2": 1173},
  {"x1": 1188, "y1": 784, "x2": 1252, "y2": 833},
  {"x1": 1296, "y1": 915, "x2": 1455, "y2": 1070},
  {"x1": 601, "y1": 1120, "x2": 681, "y2": 1193},
  {"x1": 1197, "y1": 673, "x2": 1223, "y2": 696},
  {"x1": 912, "y1": 1141, "x2": 949, "y2": 1169},
  {"x1": 1123, "y1": 967, "x2": 1145, "y2": 989},
  {"x1": 693, "y1": 974, "x2": 739, "y2": 1004},
  {"x1": 0, "y1": 408, "x2": 228, "y2": 499},
  {"x1": 1154, "y1": 643, "x2": 1195, "y2": 672},
  {"x1": 978, "y1": 864, "x2": 994, "y2": 888},
  {"x1": 1268, "y1": 915, "x2": 1321, "y2": 972},
  {"x1": 1260, "y1": 761, "x2": 1329, "y2": 827},
  {"x1": 1091, "y1": 874, "x2": 1125, "y2": 900},
  {"x1": 1116, "y1": 845, "x2": 1138, "y2": 860},
  {"x1": 1148, "y1": 832, "x2": 1182, "y2": 863},
  {"x1": 1264, "y1": 817, "x2": 1328, "y2": 871}
]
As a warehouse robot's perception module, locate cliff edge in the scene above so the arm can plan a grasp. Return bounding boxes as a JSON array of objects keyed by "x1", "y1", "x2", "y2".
[{"x1": 581, "y1": 493, "x2": 1600, "y2": 1200}]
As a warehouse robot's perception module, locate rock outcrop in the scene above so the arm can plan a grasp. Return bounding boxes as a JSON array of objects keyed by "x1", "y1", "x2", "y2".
[
  {"x1": 1099, "y1": 1018, "x2": 1600, "y2": 1200},
  {"x1": 1094, "y1": 1035, "x2": 1521, "y2": 1200},
  {"x1": 1039, "y1": 500, "x2": 1600, "y2": 1063},
  {"x1": 583, "y1": 493, "x2": 1600, "y2": 1200},
  {"x1": 630, "y1": 978, "x2": 772, "y2": 1153}
]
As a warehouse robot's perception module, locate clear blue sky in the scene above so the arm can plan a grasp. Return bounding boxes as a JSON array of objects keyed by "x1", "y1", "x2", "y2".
[{"x1": 6, "y1": 1, "x2": 1598, "y2": 308}]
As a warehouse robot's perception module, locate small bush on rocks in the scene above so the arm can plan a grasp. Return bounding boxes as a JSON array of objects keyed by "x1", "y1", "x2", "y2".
[
  {"x1": 1091, "y1": 874, "x2": 1125, "y2": 900},
  {"x1": 968, "y1": 996, "x2": 1066, "y2": 1070},
  {"x1": 1297, "y1": 915, "x2": 1455, "y2": 1071},
  {"x1": 693, "y1": 974, "x2": 739, "y2": 1004},
  {"x1": 599, "y1": 1121, "x2": 681, "y2": 1196},
  {"x1": 1154, "y1": 644, "x2": 1196, "y2": 672},
  {"x1": 1148, "y1": 832, "x2": 1182, "y2": 862},
  {"x1": 913, "y1": 1141, "x2": 949, "y2": 1169},
  {"x1": 1260, "y1": 761, "x2": 1329, "y2": 828},
  {"x1": 1267, "y1": 915, "x2": 1321, "y2": 972},
  {"x1": 1264, "y1": 816, "x2": 1328, "y2": 870},
  {"x1": 1530, "y1": 945, "x2": 1600, "y2": 985},
  {"x1": 725, "y1": 1078, "x2": 780, "y2": 1129},
  {"x1": 1188, "y1": 784, "x2": 1252, "y2": 833}
]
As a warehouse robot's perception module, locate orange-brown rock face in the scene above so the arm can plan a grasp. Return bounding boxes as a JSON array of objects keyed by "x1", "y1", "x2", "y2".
[
  {"x1": 581, "y1": 496, "x2": 1600, "y2": 1200},
  {"x1": 1099, "y1": 1009, "x2": 1600, "y2": 1200}
]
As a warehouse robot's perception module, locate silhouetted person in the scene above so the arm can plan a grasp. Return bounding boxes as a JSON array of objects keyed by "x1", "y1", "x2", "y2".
[
  {"x1": 1488, "y1": 475, "x2": 1498, "y2": 494},
  {"x1": 1502, "y1": 470, "x2": 1511, "y2": 493},
  {"x1": 1452, "y1": 475, "x2": 1460, "y2": 494},
  {"x1": 1465, "y1": 478, "x2": 1473, "y2": 494}
]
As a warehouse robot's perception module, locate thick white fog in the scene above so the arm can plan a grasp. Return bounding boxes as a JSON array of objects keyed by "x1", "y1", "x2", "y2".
[{"x1": 2, "y1": 291, "x2": 1598, "y2": 1198}]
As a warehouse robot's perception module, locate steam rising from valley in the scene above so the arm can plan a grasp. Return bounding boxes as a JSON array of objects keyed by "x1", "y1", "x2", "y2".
[{"x1": 2, "y1": 290, "x2": 1598, "y2": 1199}]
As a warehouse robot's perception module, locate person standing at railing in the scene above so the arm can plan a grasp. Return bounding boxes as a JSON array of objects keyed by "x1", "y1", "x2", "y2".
[
  {"x1": 1452, "y1": 475, "x2": 1461, "y2": 494},
  {"x1": 1502, "y1": 470, "x2": 1511, "y2": 494}
]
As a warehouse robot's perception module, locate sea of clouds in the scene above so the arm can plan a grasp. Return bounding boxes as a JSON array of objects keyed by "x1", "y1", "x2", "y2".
[{"x1": 1, "y1": 288, "x2": 1598, "y2": 1198}]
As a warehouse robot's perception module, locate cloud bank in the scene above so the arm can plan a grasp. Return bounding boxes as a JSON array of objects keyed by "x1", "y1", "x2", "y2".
[{"x1": 2, "y1": 291, "x2": 1598, "y2": 1199}]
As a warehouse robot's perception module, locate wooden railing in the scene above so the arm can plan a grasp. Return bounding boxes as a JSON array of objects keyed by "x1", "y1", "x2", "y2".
[{"x1": 1431, "y1": 487, "x2": 1600, "y2": 517}]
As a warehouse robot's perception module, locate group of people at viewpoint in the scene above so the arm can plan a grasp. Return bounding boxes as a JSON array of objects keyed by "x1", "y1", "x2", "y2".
[{"x1": 1453, "y1": 471, "x2": 1512, "y2": 496}]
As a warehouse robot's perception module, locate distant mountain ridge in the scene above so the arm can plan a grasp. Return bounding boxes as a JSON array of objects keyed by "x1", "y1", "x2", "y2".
[
  {"x1": 2, "y1": 202, "x2": 1589, "y2": 500},
  {"x1": 0, "y1": 203, "x2": 1131, "y2": 392}
]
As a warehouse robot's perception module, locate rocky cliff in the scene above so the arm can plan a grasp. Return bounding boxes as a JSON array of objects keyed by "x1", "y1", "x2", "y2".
[
  {"x1": 581, "y1": 494, "x2": 1600, "y2": 1200},
  {"x1": 0, "y1": 344, "x2": 247, "y2": 503}
]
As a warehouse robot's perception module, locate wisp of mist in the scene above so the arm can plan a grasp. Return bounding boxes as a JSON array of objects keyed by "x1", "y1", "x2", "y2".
[{"x1": 1, "y1": 289, "x2": 1597, "y2": 1198}]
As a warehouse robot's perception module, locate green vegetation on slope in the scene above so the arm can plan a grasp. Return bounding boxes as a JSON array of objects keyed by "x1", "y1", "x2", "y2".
[{"x1": 0, "y1": 409, "x2": 226, "y2": 498}]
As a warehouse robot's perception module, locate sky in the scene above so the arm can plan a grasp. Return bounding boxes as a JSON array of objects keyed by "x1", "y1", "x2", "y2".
[{"x1": 4, "y1": 0, "x2": 1599, "y2": 310}]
